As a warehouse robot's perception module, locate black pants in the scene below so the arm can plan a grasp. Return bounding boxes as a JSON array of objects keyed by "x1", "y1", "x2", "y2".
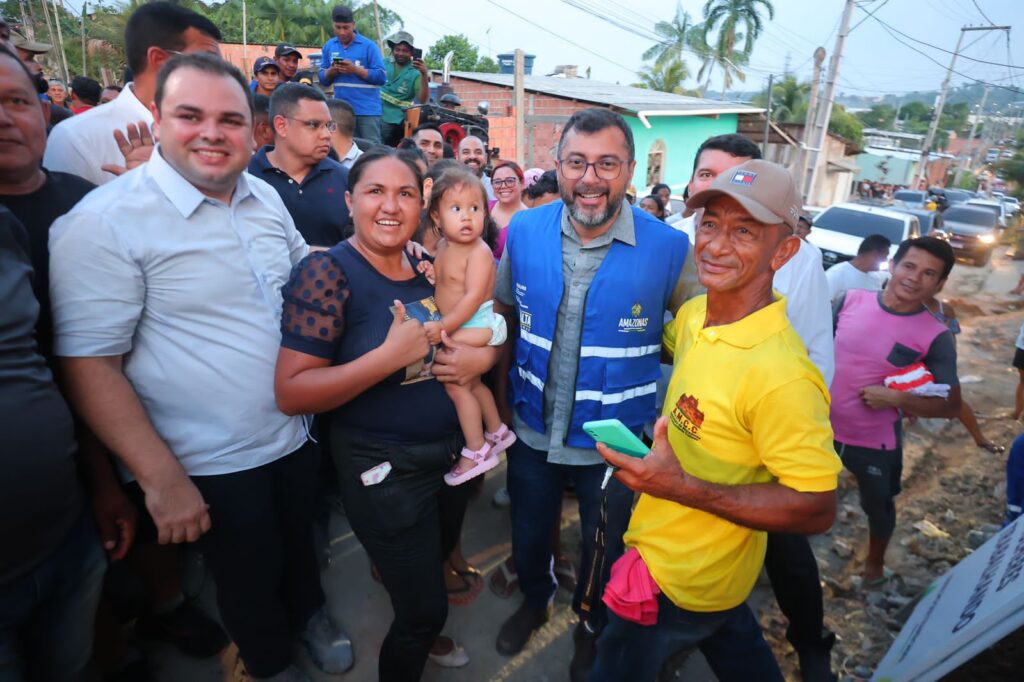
[
  {"x1": 331, "y1": 426, "x2": 470, "y2": 682},
  {"x1": 764, "y1": 532, "x2": 831, "y2": 654},
  {"x1": 191, "y1": 442, "x2": 324, "y2": 677}
]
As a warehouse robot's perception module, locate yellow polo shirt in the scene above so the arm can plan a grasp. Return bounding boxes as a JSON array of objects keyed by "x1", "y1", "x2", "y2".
[{"x1": 624, "y1": 294, "x2": 841, "y2": 612}]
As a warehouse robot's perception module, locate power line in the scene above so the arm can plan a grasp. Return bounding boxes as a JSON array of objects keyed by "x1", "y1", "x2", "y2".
[
  {"x1": 860, "y1": 10, "x2": 1022, "y2": 69},
  {"x1": 971, "y1": 0, "x2": 995, "y2": 26}
]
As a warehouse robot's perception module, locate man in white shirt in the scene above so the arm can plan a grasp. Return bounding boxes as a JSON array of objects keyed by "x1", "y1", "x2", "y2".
[
  {"x1": 678, "y1": 133, "x2": 837, "y2": 682},
  {"x1": 326, "y1": 98, "x2": 363, "y2": 169},
  {"x1": 42, "y1": 2, "x2": 221, "y2": 185},
  {"x1": 458, "y1": 135, "x2": 496, "y2": 200},
  {"x1": 825, "y1": 234, "x2": 891, "y2": 304},
  {"x1": 50, "y1": 54, "x2": 352, "y2": 681}
]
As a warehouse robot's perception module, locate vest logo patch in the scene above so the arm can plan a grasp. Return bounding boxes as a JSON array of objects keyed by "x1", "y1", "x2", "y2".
[
  {"x1": 519, "y1": 310, "x2": 532, "y2": 332},
  {"x1": 670, "y1": 393, "x2": 704, "y2": 441},
  {"x1": 618, "y1": 302, "x2": 648, "y2": 333}
]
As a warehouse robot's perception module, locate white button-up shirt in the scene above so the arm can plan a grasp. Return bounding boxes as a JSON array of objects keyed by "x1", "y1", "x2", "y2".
[
  {"x1": 49, "y1": 147, "x2": 310, "y2": 476},
  {"x1": 43, "y1": 82, "x2": 153, "y2": 186}
]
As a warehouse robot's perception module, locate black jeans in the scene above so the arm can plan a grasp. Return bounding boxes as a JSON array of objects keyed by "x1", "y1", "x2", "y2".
[
  {"x1": 191, "y1": 442, "x2": 324, "y2": 677},
  {"x1": 331, "y1": 426, "x2": 470, "y2": 682},
  {"x1": 764, "y1": 532, "x2": 832, "y2": 654}
]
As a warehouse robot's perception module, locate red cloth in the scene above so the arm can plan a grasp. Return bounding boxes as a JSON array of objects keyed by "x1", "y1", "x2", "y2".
[
  {"x1": 602, "y1": 547, "x2": 660, "y2": 625},
  {"x1": 884, "y1": 362, "x2": 934, "y2": 392}
]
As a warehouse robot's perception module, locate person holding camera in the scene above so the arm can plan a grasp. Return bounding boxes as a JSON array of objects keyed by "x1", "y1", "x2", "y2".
[
  {"x1": 318, "y1": 5, "x2": 386, "y2": 144},
  {"x1": 380, "y1": 31, "x2": 429, "y2": 147}
]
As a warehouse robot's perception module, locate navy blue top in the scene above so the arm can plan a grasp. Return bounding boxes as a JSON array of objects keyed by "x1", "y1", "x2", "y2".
[
  {"x1": 248, "y1": 147, "x2": 351, "y2": 247},
  {"x1": 279, "y1": 241, "x2": 460, "y2": 442}
]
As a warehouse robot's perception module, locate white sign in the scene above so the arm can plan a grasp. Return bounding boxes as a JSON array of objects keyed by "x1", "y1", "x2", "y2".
[{"x1": 873, "y1": 517, "x2": 1024, "y2": 681}]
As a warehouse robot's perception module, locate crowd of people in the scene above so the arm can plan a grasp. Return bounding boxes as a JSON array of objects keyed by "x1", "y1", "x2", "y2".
[{"x1": 0, "y1": 3, "x2": 1000, "y2": 682}]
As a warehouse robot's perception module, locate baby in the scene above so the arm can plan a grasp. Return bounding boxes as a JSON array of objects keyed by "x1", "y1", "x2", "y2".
[{"x1": 423, "y1": 167, "x2": 516, "y2": 485}]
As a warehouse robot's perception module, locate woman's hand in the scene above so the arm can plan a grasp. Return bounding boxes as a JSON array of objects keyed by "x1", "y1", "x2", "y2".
[
  {"x1": 383, "y1": 300, "x2": 430, "y2": 369},
  {"x1": 433, "y1": 331, "x2": 499, "y2": 385}
]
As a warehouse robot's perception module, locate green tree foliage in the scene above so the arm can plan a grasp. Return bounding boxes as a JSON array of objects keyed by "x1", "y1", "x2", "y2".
[
  {"x1": 694, "y1": 0, "x2": 772, "y2": 98},
  {"x1": 634, "y1": 57, "x2": 690, "y2": 95},
  {"x1": 424, "y1": 34, "x2": 497, "y2": 73},
  {"x1": 751, "y1": 74, "x2": 809, "y2": 123},
  {"x1": 857, "y1": 103, "x2": 897, "y2": 129},
  {"x1": 829, "y1": 104, "x2": 863, "y2": 147},
  {"x1": 643, "y1": 2, "x2": 695, "y2": 70}
]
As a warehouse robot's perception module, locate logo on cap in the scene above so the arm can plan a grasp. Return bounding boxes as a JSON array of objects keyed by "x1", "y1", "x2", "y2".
[{"x1": 731, "y1": 170, "x2": 758, "y2": 186}]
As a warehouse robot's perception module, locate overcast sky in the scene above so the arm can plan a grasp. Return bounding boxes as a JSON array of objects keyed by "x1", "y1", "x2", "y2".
[{"x1": 383, "y1": 0, "x2": 1024, "y2": 101}]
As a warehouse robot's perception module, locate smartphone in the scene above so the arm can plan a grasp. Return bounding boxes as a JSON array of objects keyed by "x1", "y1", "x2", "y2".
[
  {"x1": 332, "y1": 55, "x2": 345, "y2": 64},
  {"x1": 582, "y1": 419, "x2": 649, "y2": 458},
  {"x1": 412, "y1": 47, "x2": 424, "y2": 60}
]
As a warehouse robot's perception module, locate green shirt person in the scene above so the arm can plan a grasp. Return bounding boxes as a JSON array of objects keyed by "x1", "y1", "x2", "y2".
[{"x1": 380, "y1": 31, "x2": 429, "y2": 146}]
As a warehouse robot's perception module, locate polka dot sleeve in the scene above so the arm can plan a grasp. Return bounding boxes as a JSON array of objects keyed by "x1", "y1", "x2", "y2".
[{"x1": 279, "y1": 251, "x2": 349, "y2": 359}]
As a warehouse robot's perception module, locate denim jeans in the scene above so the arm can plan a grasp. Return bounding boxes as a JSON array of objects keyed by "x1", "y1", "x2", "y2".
[
  {"x1": 380, "y1": 121, "x2": 405, "y2": 147},
  {"x1": 507, "y1": 439, "x2": 634, "y2": 630},
  {"x1": 353, "y1": 115, "x2": 382, "y2": 144},
  {"x1": 0, "y1": 513, "x2": 106, "y2": 682},
  {"x1": 589, "y1": 594, "x2": 783, "y2": 681}
]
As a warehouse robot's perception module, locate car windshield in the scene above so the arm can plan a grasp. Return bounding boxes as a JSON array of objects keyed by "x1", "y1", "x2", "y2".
[
  {"x1": 894, "y1": 191, "x2": 924, "y2": 203},
  {"x1": 966, "y1": 202, "x2": 1002, "y2": 219},
  {"x1": 944, "y1": 207, "x2": 997, "y2": 227},
  {"x1": 813, "y1": 207, "x2": 906, "y2": 243}
]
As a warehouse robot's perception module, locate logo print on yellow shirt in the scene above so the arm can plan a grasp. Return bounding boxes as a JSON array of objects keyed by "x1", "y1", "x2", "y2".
[
  {"x1": 618, "y1": 301, "x2": 648, "y2": 333},
  {"x1": 671, "y1": 393, "x2": 704, "y2": 441}
]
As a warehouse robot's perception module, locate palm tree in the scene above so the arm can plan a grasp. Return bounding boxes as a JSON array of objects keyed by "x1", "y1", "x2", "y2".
[
  {"x1": 690, "y1": 27, "x2": 747, "y2": 99},
  {"x1": 701, "y1": 0, "x2": 775, "y2": 58},
  {"x1": 770, "y1": 74, "x2": 810, "y2": 122},
  {"x1": 634, "y1": 57, "x2": 690, "y2": 94},
  {"x1": 643, "y1": 3, "x2": 695, "y2": 69}
]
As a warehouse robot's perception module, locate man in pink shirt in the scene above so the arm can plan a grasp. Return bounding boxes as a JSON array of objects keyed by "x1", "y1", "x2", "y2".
[{"x1": 831, "y1": 236, "x2": 961, "y2": 584}]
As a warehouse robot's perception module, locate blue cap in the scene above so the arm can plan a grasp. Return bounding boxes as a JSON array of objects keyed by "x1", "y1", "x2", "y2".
[{"x1": 253, "y1": 56, "x2": 278, "y2": 75}]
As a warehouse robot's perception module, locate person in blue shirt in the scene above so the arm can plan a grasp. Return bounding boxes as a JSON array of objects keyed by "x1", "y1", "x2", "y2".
[{"x1": 318, "y1": 5, "x2": 386, "y2": 144}]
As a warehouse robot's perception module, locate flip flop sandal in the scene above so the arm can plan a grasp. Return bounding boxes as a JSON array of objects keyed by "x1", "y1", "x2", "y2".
[
  {"x1": 978, "y1": 441, "x2": 1006, "y2": 454},
  {"x1": 488, "y1": 558, "x2": 519, "y2": 599},
  {"x1": 444, "y1": 444, "x2": 502, "y2": 486},
  {"x1": 445, "y1": 568, "x2": 483, "y2": 607},
  {"x1": 862, "y1": 567, "x2": 897, "y2": 592}
]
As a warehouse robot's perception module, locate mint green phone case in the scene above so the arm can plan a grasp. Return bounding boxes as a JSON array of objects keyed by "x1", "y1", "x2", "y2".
[{"x1": 582, "y1": 419, "x2": 649, "y2": 458}]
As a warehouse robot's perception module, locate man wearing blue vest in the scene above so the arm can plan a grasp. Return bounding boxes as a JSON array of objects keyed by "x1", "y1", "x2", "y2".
[
  {"x1": 318, "y1": 5, "x2": 385, "y2": 144},
  {"x1": 492, "y1": 108, "x2": 691, "y2": 682}
]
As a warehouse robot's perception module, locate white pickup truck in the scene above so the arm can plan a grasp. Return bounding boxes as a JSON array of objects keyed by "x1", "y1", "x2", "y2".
[{"x1": 807, "y1": 202, "x2": 921, "y2": 280}]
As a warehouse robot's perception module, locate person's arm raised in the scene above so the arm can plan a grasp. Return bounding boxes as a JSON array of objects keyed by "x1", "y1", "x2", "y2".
[
  {"x1": 599, "y1": 417, "x2": 836, "y2": 535},
  {"x1": 60, "y1": 355, "x2": 211, "y2": 545},
  {"x1": 275, "y1": 299, "x2": 430, "y2": 415}
]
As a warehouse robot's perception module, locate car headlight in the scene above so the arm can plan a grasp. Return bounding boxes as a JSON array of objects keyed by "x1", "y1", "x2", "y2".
[{"x1": 979, "y1": 233, "x2": 996, "y2": 244}]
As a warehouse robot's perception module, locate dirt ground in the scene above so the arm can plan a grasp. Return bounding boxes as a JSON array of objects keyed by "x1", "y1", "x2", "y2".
[{"x1": 757, "y1": 249, "x2": 1024, "y2": 682}]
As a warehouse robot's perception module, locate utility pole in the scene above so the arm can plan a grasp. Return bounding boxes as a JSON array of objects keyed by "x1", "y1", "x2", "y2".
[
  {"x1": 797, "y1": 47, "x2": 826, "y2": 200},
  {"x1": 952, "y1": 84, "x2": 989, "y2": 186},
  {"x1": 241, "y1": 0, "x2": 247, "y2": 66},
  {"x1": 79, "y1": 2, "x2": 86, "y2": 77},
  {"x1": 911, "y1": 25, "x2": 1010, "y2": 190},
  {"x1": 762, "y1": 73, "x2": 773, "y2": 157},
  {"x1": 50, "y1": 0, "x2": 69, "y2": 82},
  {"x1": 372, "y1": 0, "x2": 384, "y2": 53},
  {"x1": 804, "y1": 0, "x2": 855, "y2": 204},
  {"x1": 514, "y1": 48, "x2": 525, "y2": 167},
  {"x1": 18, "y1": 0, "x2": 35, "y2": 40},
  {"x1": 36, "y1": 0, "x2": 60, "y2": 78}
]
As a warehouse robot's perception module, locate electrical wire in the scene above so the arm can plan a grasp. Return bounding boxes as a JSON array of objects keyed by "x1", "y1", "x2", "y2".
[{"x1": 971, "y1": 0, "x2": 996, "y2": 26}]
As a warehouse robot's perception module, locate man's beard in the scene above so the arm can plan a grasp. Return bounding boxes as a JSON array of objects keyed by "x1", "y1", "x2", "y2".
[{"x1": 561, "y1": 182, "x2": 624, "y2": 228}]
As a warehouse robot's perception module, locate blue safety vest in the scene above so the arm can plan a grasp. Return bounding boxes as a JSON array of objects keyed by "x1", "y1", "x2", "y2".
[{"x1": 507, "y1": 202, "x2": 689, "y2": 448}]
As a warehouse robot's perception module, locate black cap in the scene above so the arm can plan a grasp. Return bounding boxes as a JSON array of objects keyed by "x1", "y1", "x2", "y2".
[
  {"x1": 332, "y1": 5, "x2": 354, "y2": 23},
  {"x1": 274, "y1": 43, "x2": 301, "y2": 58}
]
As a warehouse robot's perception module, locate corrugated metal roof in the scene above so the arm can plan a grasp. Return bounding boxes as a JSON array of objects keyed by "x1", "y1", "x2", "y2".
[{"x1": 446, "y1": 71, "x2": 762, "y2": 117}]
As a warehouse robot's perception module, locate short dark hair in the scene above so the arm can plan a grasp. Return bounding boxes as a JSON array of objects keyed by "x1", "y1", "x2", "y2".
[
  {"x1": 396, "y1": 137, "x2": 417, "y2": 151},
  {"x1": 524, "y1": 169, "x2": 558, "y2": 199},
  {"x1": 412, "y1": 122, "x2": 442, "y2": 138},
  {"x1": 154, "y1": 53, "x2": 251, "y2": 116},
  {"x1": 348, "y1": 146, "x2": 424, "y2": 196},
  {"x1": 125, "y1": 1, "x2": 221, "y2": 76},
  {"x1": 327, "y1": 98, "x2": 355, "y2": 136},
  {"x1": 858, "y1": 234, "x2": 892, "y2": 256},
  {"x1": 641, "y1": 194, "x2": 666, "y2": 218},
  {"x1": 892, "y1": 236, "x2": 955, "y2": 280},
  {"x1": 557, "y1": 107, "x2": 635, "y2": 163},
  {"x1": 102, "y1": 84, "x2": 123, "y2": 94},
  {"x1": 397, "y1": 146, "x2": 427, "y2": 166},
  {"x1": 269, "y1": 82, "x2": 326, "y2": 122},
  {"x1": 70, "y1": 75, "x2": 101, "y2": 105},
  {"x1": 652, "y1": 183, "x2": 671, "y2": 195},
  {"x1": 691, "y1": 134, "x2": 761, "y2": 174},
  {"x1": 253, "y1": 93, "x2": 270, "y2": 118}
]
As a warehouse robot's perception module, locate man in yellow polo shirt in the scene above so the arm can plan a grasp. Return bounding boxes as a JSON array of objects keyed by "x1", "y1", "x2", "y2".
[{"x1": 591, "y1": 159, "x2": 841, "y2": 681}]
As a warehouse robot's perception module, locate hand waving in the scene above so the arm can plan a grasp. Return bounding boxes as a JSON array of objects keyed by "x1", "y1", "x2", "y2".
[{"x1": 101, "y1": 120, "x2": 155, "y2": 176}]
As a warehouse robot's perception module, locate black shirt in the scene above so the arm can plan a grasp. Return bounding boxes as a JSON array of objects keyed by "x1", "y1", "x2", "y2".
[
  {"x1": 248, "y1": 147, "x2": 351, "y2": 248},
  {"x1": 0, "y1": 170, "x2": 96, "y2": 361},
  {"x1": 0, "y1": 208, "x2": 83, "y2": 584}
]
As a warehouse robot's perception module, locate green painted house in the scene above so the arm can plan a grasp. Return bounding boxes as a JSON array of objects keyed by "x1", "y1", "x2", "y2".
[{"x1": 445, "y1": 71, "x2": 762, "y2": 193}]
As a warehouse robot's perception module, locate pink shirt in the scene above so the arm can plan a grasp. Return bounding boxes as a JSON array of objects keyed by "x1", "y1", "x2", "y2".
[{"x1": 831, "y1": 289, "x2": 950, "y2": 450}]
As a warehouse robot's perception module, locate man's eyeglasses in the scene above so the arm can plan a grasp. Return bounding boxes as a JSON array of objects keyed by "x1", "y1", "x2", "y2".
[
  {"x1": 492, "y1": 177, "x2": 519, "y2": 188},
  {"x1": 558, "y1": 157, "x2": 625, "y2": 180},
  {"x1": 286, "y1": 117, "x2": 338, "y2": 133}
]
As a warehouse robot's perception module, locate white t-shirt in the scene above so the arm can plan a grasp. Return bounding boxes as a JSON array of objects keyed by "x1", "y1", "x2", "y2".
[
  {"x1": 43, "y1": 82, "x2": 153, "y2": 185},
  {"x1": 773, "y1": 238, "x2": 835, "y2": 386},
  {"x1": 825, "y1": 261, "x2": 883, "y2": 305}
]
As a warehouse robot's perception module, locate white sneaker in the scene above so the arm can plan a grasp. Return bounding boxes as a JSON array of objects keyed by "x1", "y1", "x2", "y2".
[{"x1": 428, "y1": 637, "x2": 470, "y2": 668}]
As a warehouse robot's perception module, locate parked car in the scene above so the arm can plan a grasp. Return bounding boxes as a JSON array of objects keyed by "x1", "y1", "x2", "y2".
[
  {"x1": 890, "y1": 206, "x2": 944, "y2": 237},
  {"x1": 1002, "y1": 196, "x2": 1021, "y2": 217},
  {"x1": 893, "y1": 189, "x2": 928, "y2": 206},
  {"x1": 808, "y1": 203, "x2": 920, "y2": 273},
  {"x1": 964, "y1": 198, "x2": 1010, "y2": 229},
  {"x1": 936, "y1": 205, "x2": 1000, "y2": 266}
]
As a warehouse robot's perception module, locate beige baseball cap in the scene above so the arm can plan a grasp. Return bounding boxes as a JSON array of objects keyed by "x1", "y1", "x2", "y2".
[{"x1": 685, "y1": 159, "x2": 801, "y2": 232}]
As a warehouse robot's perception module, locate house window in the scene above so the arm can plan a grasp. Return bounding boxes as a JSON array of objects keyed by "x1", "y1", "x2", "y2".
[{"x1": 646, "y1": 139, "x2": 666, "y2": 187}]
